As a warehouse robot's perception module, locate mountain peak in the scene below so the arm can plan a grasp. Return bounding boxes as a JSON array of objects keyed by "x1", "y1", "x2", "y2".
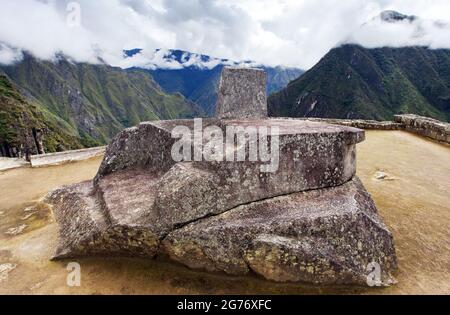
[
  {"x1": 379, "y1": 10, "x2": 417, "y2": 23},
  {"x1": 122, "y1": 48, "x2": 260, "y2": 71},
  {"x1": 123, "y1": 48, "x2": 143, "y2": 58}
]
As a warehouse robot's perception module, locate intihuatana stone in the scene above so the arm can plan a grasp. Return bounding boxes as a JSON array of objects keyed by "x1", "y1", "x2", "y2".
[
  {"x1": 49, "y1": 118, "x2": 365, "y2": 255},
  {"x1": 47, "y1": 68, "x2": 397, "y2": 286},
  {"x1": 216, "y1": 67, "x2": 267, "y2": 119}
]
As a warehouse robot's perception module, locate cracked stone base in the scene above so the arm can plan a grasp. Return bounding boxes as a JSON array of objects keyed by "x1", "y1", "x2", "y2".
[
  {"x1": 47, "y1": 175, "x2": 397, "y2": 286},
  {"x1": 162, "y1": 177, "x2": 397, "y2": 286}
]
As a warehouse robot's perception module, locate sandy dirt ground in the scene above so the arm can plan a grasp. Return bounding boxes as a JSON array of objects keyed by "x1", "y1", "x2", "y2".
[{"x1": 0, "y1": 130, "x2": 449, "y2": 295}]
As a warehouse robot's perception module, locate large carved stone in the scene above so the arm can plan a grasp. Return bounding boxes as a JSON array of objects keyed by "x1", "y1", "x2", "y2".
[{"x1": 46, "y1": 68, "x2": 397, "y2": 286}]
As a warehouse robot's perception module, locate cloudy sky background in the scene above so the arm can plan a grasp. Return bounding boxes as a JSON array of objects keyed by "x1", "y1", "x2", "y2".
[{"x1": 1, "y1": 0, "x2": 450, "y2": 69}]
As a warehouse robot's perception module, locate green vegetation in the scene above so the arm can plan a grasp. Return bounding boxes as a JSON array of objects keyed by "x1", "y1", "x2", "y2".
[
  {"x1": 268, "y1": 45, "x2": 450, "y2": 122},
  {"x1": 0, "y1": 74, "x2": 84, "y2": 156},
  {"x1": 0, "y1": 54, "x2": 201, "y2": 149}
]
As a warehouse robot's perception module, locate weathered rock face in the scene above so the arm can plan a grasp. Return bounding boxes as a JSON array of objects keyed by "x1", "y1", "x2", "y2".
[
  {"x1": 47, "y1": 175, "x2": 160, "y2": 259},
  {"x1": 163, "y1": 177, "x2": 397, "y2": 286},
  {"x1": 154, "y1": 119, "x2": 364, "y2": 231},
  {"x1": 90, "y1": 118, "x2": 365, "y2": 232},
  {"x1": 47, "y1": 68, "x2": 397, "y2": 286},
  {"x1": 216, "y1": 67, "x2": 268, "y2": 119},
  {"x1": 96, "y1": 120, "x2": 185, "y2": 179}
]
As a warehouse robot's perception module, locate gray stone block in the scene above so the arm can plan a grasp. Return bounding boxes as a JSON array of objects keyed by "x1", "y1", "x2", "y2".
[
  {"x1": 394, "y1": 114, "x2": 450, "y2": 144},
  {"x1": 216, "y1": 67, "x2": 268, "y2": 119},
  {"x1": 154, "y1": 119, "x2": 364, "y2": 230}
]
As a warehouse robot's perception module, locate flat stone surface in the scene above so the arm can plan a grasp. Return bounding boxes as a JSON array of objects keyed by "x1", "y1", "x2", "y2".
[
  {"x1": 296, "y1": 118, "x2": 404, "y2": 130},
  {"x1": 163, "y1": 177, "x2": 397, "y2": 285},
  {"x1": 30, "y1": 146, "x2": 105, "y2": 168},
  {"x1": 224, "y1": 118, "x2": 365, "y2": 139},
  {"x1": 216, "y1": 68, "x2": 268, "y2": 119},
  {"x1": 96, "y1": 168, "x2": 160, "y2": 228}
]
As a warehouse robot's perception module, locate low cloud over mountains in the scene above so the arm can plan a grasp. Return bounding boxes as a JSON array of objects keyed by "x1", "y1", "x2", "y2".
[{"x1": 1, "y1": 0, "x2": 450, "y2": 69}]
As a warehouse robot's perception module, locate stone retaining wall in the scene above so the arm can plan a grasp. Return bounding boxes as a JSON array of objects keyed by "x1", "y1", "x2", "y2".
[
  {"x1": 7, "y1": 114, "x2": 449, "y2": 170},
  {"x1": 291, "y1": 115, "x2": 449, "y2": 145},
  {"x1": 30, "y1": 146, "x2": 105, "y2": 168},
  {"x1": 0, "y1": 157, "x2": 29, "y2": 172},
  {"x1": 394, "y1": 114, "x2": 450, "y2": 145},
  {"x1": 298, "y1": 118, "x2": 403, "y2": 130}
]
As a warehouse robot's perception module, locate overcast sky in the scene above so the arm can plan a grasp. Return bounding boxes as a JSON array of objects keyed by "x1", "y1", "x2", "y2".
[{"x1": 1, "y1": 0, "x2": 450, "y2": 69}]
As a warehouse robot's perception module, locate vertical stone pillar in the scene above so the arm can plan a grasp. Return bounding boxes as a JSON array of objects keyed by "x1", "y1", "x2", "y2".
[
  {"x1": 215, "y1": 67, "x2": 267, "y2": 119},
  {"x1": 33, "y1": 128, "x2": 45, "y2": 155}
]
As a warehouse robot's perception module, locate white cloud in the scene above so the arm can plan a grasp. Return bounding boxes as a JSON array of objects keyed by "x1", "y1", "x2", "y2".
[
  {"x1": 347, "y1": 11, "x2": 450, "y2": 49},
  {"x1": 0, "y1": 0, "x2": 449, "y2": 69},
  {"x1": 123, "y1": 48, "x2": 260, "y2": 70},
  {"x1": 0, "y1": 44, "x2": 23, "y2": 65}
]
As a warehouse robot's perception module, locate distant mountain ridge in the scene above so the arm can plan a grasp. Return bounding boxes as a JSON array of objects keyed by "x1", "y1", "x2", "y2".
[
  {"x1": 379, "y1": 10, "x2": 417, "y2": 23},
  {"x1": 0, "y1": 52, "x2": 201, "y2": 152},
  {"x1": 0, "y1": 73, "x2": 83, "y2": 157},
  {"x1": 0, "y1": 47, "x2": 300, "y2": 155},
  {"x1": 125, "y1": 49, "x2": 304, "y2": 115}
]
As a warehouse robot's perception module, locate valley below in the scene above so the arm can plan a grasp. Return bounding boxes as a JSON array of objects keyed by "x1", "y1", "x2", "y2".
[{"x1": 0, "y1": 130, "x2": 449, "y2": 295}]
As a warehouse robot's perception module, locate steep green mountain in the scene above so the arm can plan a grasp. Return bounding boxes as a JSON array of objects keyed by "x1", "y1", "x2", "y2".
[
  {"x1": 149, "y1": 65, "x2": 223, "y2": 116},
  {"x1": 0, "y1": 53, "x2": 201, "y2": 146},
  {"x1": 268, "y1": 45, "x2": 450, "y2": 122},
  {"x1": 0, "y1": 73, "x2": 83, "y2": 158},
  {"x1": 265, "y1": 66, "x2": 306, "y2": 95}
]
